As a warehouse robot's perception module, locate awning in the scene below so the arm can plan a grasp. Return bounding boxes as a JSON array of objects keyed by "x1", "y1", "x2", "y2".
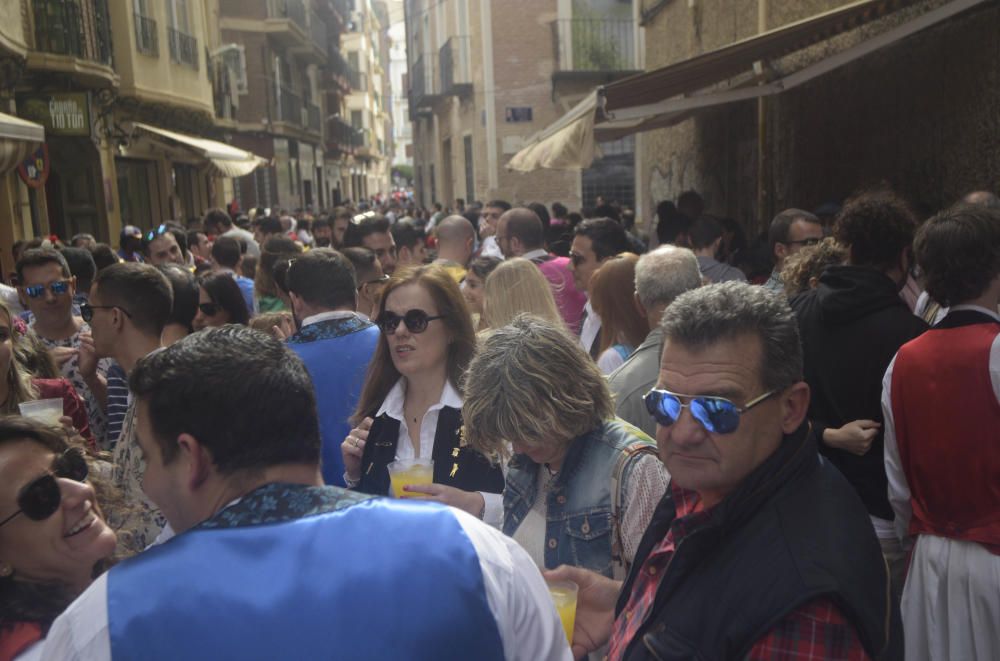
[
  {"x1": 508, "y1": 0, "x2": 987, "y2": 171},
  {"x1": 130, "y1": 122, "x2": 267, "y2": 178},
  {"x1": 0, "y1": 112, "x2": 44, "y2": 175}
]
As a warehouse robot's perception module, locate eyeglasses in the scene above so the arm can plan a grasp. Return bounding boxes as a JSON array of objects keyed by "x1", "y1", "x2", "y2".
[
  {"x1": 643, "y1": 388, "x2": 779, "y2": 435},
  {"x1": 376, "y1": 309, "x2": 445, "y2": 335},
  {"x1": 146, "y1": 224, "x2": 169, "y2": 242},
  {"x1": 0, "y1": 447, "x2": 89, "y2": 528},
  {"x1": 80, "y1": 303, "x2": 132, "y2": 323},
  {"x1": 198, "y1": 303, "x2": 220, "y2": 316},
  {"x1": 357, "y1": 274, "x2": 390, "y2": 292},
  {"x1": 23, "y1": 281, "x2": 71, "y2": 299},
  {"x1": 785, "y1": 237, "x2": 821, "y2": 247},
  {"x1": 569, "y1": 252, "x2": 585, "y2": 267}
]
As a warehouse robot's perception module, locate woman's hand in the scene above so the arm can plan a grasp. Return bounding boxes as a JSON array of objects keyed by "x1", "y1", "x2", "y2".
[
  {"x1": 543, "y1": 565, "x2": 622, "y2": 660},
  {"x1": 823, "y1": 419, "x2": 881, "y2": 456},
  {"x1": 403, "y1": 483, "x2": 485, "y2": 517},
  {"x1": 341, "y1": 417, "x2": 373, "y2": 483},
  {"x1": 270, "y1": 316, "x2": 296, "y2": 341}
]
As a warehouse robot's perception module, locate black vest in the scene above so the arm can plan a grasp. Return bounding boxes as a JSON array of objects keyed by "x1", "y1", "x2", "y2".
[
  {"x1": 357, "y1": 407, "x2": 505, "y2": 496},
  {"x1": 616, "y1": 424, "x2": 902, "y2": 660}
]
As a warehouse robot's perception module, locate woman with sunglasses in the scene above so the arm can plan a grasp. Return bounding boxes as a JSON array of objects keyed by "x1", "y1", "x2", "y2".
[
  {"x1": 0, "y1": 302, "x2": 94, "y2": 449},
  {"x1": 0, "y1": 417, "x2": 118, "y2": 660},
  {"x1": 192, "y1": 272, "x2": 250, "y2": 332},
  {"x1": 463, "y1": 315, "x2": 668, "y2": 579},
  {"x1": 342, "y1": 265, "x2": 505, "y2": 522}
]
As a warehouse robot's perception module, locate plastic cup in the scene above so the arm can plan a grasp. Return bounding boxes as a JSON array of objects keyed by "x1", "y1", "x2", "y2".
[
  {"x1": 547, "y1": 579, "x2": 578, "y2": 644},
  {"x1": 386, "y1": 458, "x2": 434, "y2": 498},
  {"x1": 18, "y1": 398, "x2": 64, "y2": 426}
]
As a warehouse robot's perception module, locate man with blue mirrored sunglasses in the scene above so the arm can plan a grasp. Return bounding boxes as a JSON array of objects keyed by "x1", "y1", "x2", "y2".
[{"x1": 547, "y1": 282, "x2": 900, "y2": 661}]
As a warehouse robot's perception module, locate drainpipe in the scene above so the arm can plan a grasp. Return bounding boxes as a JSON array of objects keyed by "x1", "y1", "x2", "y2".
[{"x1": 756, "y1": 0, "x2": 770, "y2": 231}]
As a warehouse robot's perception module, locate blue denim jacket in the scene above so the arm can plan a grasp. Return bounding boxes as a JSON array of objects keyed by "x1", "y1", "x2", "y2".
[{"x1": 502, "y1": 418, "x2": 654, "y2": 577}]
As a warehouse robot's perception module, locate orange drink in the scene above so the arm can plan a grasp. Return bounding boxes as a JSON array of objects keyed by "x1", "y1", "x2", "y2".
[
  {"x1": 386, "y1": 458, "x2": 433, "y2": 498},
  {"x1": 547, "y1": 580, "x2": 578, "y2": 644}
]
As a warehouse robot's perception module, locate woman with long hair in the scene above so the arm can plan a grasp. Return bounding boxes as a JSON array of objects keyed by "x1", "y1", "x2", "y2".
[
  {"x1": 0, "y1": 417, "x2": 119, "y2": 658},
  {"x1": 482, "y1": 258, "x2": 564, "y2": 331},
  {"x1": 255, "y1": 237, "x2": 302, "y2": 313},
  {"x1": 341, "y1": 265, "x2": 504, "y2": 522},
  {"x1": 590, "y1": 253, "x2": 648, "y2": 374},
  {"x1": 462, "y1": 256, "x2": 501, "y2": 331},
  {"x1": 193, "y1": 273, "x2": 251, "y2": 331}
]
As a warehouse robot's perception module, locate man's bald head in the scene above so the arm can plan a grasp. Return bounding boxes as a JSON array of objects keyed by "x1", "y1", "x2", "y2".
[
  {"x1": 435, "y1": 215, "x2": 476, "y2": 266},
  {"x1": 961, "y1": 190, "x2": 1000, "y2": 210},
  {"x1": 497, "y1": 208, "x2": 545, "y2": 258}
]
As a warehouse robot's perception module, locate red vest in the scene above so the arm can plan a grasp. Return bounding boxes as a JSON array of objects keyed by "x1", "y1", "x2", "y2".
[{"x1": 891, "y1": 320, "x2": 1000, "y2": 553}]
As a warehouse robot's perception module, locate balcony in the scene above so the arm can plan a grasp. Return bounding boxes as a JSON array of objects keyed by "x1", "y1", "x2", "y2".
[
  {"x1": 552, "y1": 18, "x2": 639, "y2": 84},
  {"x1": 168, "y1": 27, "x2": 198, "y2": 70},
  {"x1": 309, "y1": 12, "x2": 328, "y2": 52},
  {"x1": 326, "y1": 47, "x2": 353, "y2": 93},
  {"x1": 263, "y1": 0, "x2": 310, "y2": 48},
  {"x1": 439, "y1": 36, "x2": 471, "y2": 96},
  {"x1": 347, "y1": 66, "x2": 367, "y2": 93},
  {"x1": 32, "y1": 0, "x2": 113, "y2": 69},
  {"x1": 134, "y1": 12, "x2": 158, "y2": 57},
  {"x1": 307, "y1": 103, "x2": 321, "y2": 134},
  {"x1": 410, "y1": 54, "x2": 440, "y2": 111},
  {"x1": 325, "y1": 115, "x2": 362, "y2": 155},
  {"x1": 277, "y1": 86, "x2": 302, "y2": 125}
]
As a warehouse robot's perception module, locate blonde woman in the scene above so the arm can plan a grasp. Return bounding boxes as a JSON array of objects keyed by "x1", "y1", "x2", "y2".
[{"x1": 482, "y1": 258, "x2": 564, "y2": 330}]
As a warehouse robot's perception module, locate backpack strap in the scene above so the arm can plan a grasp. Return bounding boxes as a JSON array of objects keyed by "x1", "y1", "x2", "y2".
[{"x1": 610, "y1": 440, "x2": 658, "y2": 580}]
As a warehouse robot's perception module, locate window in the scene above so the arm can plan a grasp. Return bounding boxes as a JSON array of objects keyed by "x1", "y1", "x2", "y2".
[
  {"x1": 167, "y1": 0, "x2": 189, "y2": 32},
  {"x1": 214, "y1": 45, "x2": 247, "y2": 94},
  {"x1": 350, "y1": 110, "x2": 364, "y2": 130},
  {"x1": 463, "y1": 135, "x2": 474, "y2": 202},
  {"x1": 133, "y1": 0, "x2": 158, "y2": 57}
]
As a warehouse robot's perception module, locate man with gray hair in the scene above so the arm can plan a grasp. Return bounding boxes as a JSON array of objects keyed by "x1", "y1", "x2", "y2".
[
  {"x1": 607, "y1": 245, "x2": 701, "y2": 437},
  {"x1": 550, "y1": 282, "x2": 899, "y2": 660}
]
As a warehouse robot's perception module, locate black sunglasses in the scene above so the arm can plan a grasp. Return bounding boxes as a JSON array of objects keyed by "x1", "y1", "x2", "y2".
[
  {"x1": 81, "y1": 303, "x2": 132, "y2": 323},
  {"x1": 376, "y1": 309, "x2": 445, "y2": 335},
  {"x1": 785, "y1": 237, "x2": 821, "y2": 247},
  {"x1": 0, "y1": 447, "x2": 89, "y2": 528},
  {"x1": 643, "y1": 388, "x2": 779, "y2": 435},
  {"x1": 198, "y1": 302, "x2": 220, "y2": 316},
  {"x1": 569, "y1": 252, "x2": 585, "y2": 267}
]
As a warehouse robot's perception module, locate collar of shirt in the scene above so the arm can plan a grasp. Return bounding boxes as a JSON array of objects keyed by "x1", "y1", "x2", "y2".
[
  {"x1": 375, "y1": 377, "x2": 462, "y2": 421},
  {"x1": 300, "y1": 310, "x2": 361, "y2": 328},
  {"x1": 950, "y1": 303, "x2": 1000, "y2": 322},
  {"x1": 521, "y1": 248, "x2": 549, "y2": 261}
]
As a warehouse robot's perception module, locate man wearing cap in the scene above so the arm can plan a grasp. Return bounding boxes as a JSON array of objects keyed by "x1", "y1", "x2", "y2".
[{"x1": 118, "y1": 226, "x2": 145, "y2": 263}]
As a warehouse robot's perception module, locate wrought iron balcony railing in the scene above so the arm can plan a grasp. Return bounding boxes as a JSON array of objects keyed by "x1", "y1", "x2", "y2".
[
  {"x1": 134, "y1": 12, "x2": 158, "y2": 57},
  {"x1": 33, "y1": 0, "x2": 113, "y2": 66},
  {"x1": 552, "y1": 18, "x2": 636, "y2": 72},
  {"x1": 168, "y1": 26, "x2": 198, "y2": 70}
]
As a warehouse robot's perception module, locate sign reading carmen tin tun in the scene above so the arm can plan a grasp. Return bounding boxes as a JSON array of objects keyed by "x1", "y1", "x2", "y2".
[{"x1": 19, "y1": 93, "x2": 92, "y2": 137}]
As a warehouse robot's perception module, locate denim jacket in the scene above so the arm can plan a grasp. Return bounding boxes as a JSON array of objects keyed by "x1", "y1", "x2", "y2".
[{"x1": 502, "y1": 418, "x2": 654, "y2": 577}]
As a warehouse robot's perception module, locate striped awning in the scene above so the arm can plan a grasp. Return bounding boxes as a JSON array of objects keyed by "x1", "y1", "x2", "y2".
[
  {"x1": 131, "y1": 123, "x2": 267, "y2": 178},
  {"x1": 0, "y1": 112, "x2": 44, "y2": 175}
]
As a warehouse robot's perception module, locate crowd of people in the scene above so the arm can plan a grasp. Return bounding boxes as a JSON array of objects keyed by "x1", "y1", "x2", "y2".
[{"x1": 0, "y1": 186, "x2": 997, "y2": 661}]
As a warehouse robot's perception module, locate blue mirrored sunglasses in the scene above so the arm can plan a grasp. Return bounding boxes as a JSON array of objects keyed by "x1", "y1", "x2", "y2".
[
  {"x1": 643, "y1": 388, "x2": 778, "y2": 435},
  {"x1": 23, "y1": 280, "x2": 71, "y2": 299}
]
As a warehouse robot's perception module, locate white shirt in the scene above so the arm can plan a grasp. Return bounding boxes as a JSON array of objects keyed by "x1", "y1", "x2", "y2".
[
  {"x1": 521, "y1": 248, "x2": 549, "y2": 262},
  {"x1": 882, "y1": 304, "x2": 1000, "y2": 542},
  {"x1": 222, "y1": 227, "x2": 260, "y2": 258},
  {"x1": 480, "y1": 236, "x2": 504, "y2": 259},
  {"x1": 377, "y1": 378, "x2": 504, "y2": 527},
  {"x1": 300, "y1": 309, "x2": 362, "y2": 328},
  {"x1": 28, "y1": 507, "x2": 571, "y2": 661},
  {"x1": 579, "y1": 300, "x2": 601, "y2": 353}
]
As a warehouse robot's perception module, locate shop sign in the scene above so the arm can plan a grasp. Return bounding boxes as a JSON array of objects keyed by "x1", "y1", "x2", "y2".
[
  {"x1": 19, "y1": 93, "x2": 92, "y2": 137},
  {"x1": 17, "y1": 144, "x2": 50, "y2": 189}
]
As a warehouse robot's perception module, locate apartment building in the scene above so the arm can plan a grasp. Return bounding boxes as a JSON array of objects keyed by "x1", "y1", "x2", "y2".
[{"x1": 405, "y1": 0, "x2": 640, "y2": 211}]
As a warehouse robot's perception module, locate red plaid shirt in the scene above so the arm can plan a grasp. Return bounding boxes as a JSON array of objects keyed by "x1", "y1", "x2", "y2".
[{"x1": 607, "y1": 484, "x2": 871, "y2": 661}]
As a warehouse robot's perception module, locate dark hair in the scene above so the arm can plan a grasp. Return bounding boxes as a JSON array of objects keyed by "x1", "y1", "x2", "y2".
[
  {"x1": 168, "y1": 227, "x2": 188, "y2": 259},
  {"x1": 342, "y1": 247, "x2": 379, "y2": 281},
  {"x1": 485, "y1": 200, "x2": 512, "y2": 212},
  {"x1": 312, "y1": 217, "x2": 331, "y2": 231},
  {"x1": 241, "y1": 255, "x2": 257, "y2": 280},
  {"x1": 199, "y1": 272, "x2": 250, "y2": 325},
  {"x1": 203, "y1": 208, "x2": 232, "y2": 230},
  {"x1": 186, "y1": 230, "x2": 206, "y2": 249},
  {"x1": 157, "y1": 264, "x2": 199, "y2": 331},
  {"x1": 257, "y1": 215, "x2": 283, "y2": 236},
  {"x1": 16, "y1": 248, "x2": 71, "y2": 283},
  {"x1": 768, "y1": 208, "x2": 821, "y2": 255},
  {"x1": 551, "y1": 202, "x2": 568, "y2": 218},
  {"x1": 342, "y1": 214, "x2": 391, "y2": 248},
  {"x1": 93, "y1": 263, "x2": 173, "y2": 336},
  {"x1": 467, "y1": 255, "x2": 503, "y2": 281},
  {"x1": 915, "y1": 203, "x2": 1000, "y2": 307},
  {"x1": 211, "y1": 236, "x2": 243, "y2": 269},
  {"x1": 689, "y1": 215, "x2": 724, "y2": 251},
  {"x1": 505, "y1": 208, "x2": 545, "y2": 249},
  {"x1": 677, "y1": 190, "x2": 705, "y2": 218},
  {"x1": 286, "y1": 249, "x2": 357, "y2": 310},
  {"x1": 574, "y1": 217, "x2": 629, "y2": 260},
  {"x1": 656, "y1": 201, "x2": 692, "y2": 245},
  {"x1": 390, "y1": 220, "x2": 425, "y2": 250},
  {"x1": 129, "y1": 326, "x2": 320, "y2": 472},
  {"x1": 353, "y1": 265, "x2": 476, "y2": 424},
  {"x1": 527, "y1": 202, "x2": 551, "y2": 236},
  {"x1": 91, "y1": 244, "x2": 120, "y2": 272},
  {"x1": 59, "y1": 247, "x2": 97, "y2": 291},
  {"x1": 834, "y1": 190, "x2": 918, "y2": 270},
  {"x1": 256, "y1": 237, "x2": 302, "y2": 298}
]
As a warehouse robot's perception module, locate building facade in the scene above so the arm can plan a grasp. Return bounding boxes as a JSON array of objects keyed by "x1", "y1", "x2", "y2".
[{"x1": 405, "y1": 0, "x2": 641, "y2": 211}]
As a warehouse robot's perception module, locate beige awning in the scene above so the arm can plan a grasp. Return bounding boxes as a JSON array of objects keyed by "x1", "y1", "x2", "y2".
[
  {"x1": 509, "y1": 0, "x2": 987, "y2": 172},
  {"x1": 0, "y1": 112, "x2": 44, "y2": 175},
  {"x1": 131, "y1": 122, "x2": 267, "y2": 178}
]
